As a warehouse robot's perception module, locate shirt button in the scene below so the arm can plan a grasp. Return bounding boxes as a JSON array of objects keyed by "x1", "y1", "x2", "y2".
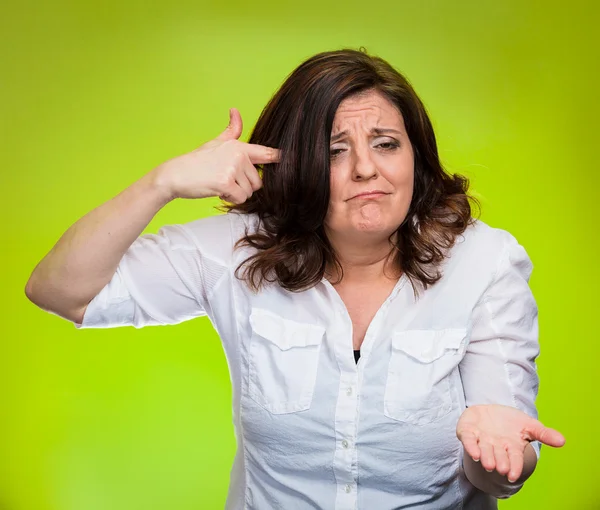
[
  {"x1": 344, "y1": 484, "x2": 352, "y2": 493},
  {"x1": 346, "y1": 387, "x2": 353, "y2": 396},
  {"x1": 342, "y1": 439, "x2": 349, "y2": 449}
]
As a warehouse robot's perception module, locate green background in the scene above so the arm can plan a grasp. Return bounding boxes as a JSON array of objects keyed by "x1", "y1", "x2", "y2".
[{"x1": 1, "y1": 0, "x2": 598, "y2": 509}]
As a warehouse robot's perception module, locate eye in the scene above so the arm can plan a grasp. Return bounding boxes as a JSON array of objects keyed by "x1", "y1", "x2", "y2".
[
  {"x1": 376, "y1": 141, "x2": 399, "y2": 150},
  {"x1": 329, "y1": 148, "x2": 345, "y2": 158}
]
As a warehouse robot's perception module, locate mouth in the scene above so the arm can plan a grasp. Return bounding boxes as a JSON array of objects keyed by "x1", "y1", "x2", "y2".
[{"x1": 349, "y1": 191, "x2": 390, "y2": 200}]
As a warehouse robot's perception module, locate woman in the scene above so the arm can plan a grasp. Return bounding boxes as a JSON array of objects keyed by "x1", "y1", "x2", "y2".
[{"x1": 26, "y1": 49, "x2": 565, "y2": 509}]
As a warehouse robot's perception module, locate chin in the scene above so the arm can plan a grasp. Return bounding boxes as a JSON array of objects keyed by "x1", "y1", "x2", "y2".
[
  {"x1": 325, "y1": 215, "x2": 403, "y2": 240},
  {"x1": 352, "y1": 221, "x2": 399, "y2": 236}
]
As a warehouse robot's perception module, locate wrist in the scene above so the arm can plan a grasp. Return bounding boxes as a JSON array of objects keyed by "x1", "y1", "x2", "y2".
[{"x1": 147, "y1": 164, "x2": 178, "y2": 204}]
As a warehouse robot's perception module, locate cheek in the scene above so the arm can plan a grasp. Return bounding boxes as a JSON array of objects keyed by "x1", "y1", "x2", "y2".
[
  {"x1": 388, "y1": 167, "x2": 414, "y2": 218},
  {"x1": 406, "y1": 173, "x2": 415, "y2": 195},
  {"x1": 328, "y1": 165, "x2": 342, "y2": 197},
  {"x1": 389, "y1": 163, "x2": 414, "y2": 195},
  {"x1": 399, "y1": 176, "x2": 415, "y2": 213},
  {"x1": 325, "y1": 174, "x2": 346, "y2": 226},
  {"x1": 326, "y1": 168, "x2": 346, "y2": 217}
]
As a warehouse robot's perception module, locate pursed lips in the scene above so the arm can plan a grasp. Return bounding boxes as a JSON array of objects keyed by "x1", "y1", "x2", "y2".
[{"x1": 347, "y1": 191, "x2": 390, "y2": 201}]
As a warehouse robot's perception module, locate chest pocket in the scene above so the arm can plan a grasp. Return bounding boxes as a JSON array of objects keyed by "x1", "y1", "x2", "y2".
[
  {"x1": 248, "y1": 308, "x2": 325, "y2": 415},
  {"x1": 384, "y1": 328, "x2": 468, "y2": 425}
]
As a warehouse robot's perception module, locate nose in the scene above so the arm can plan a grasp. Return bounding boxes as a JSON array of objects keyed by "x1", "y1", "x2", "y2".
[{"x1": 352, "y1": 145, "x2": 378, "y2": 181}]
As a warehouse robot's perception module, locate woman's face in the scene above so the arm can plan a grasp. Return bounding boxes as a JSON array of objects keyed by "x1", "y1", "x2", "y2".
[{"x1": 325, "y1": 90, "x2": 415, "y2": 243}]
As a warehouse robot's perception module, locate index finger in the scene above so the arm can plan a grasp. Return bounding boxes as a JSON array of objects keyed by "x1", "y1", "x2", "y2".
[
  {"x1": 244, "y1": 144, "x2": 281, "y2": 165},
  {"x1": 459, "y1": 430, "x2": 481, "y2": 462}
]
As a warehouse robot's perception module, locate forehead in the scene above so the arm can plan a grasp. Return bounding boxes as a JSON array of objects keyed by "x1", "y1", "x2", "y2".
[{"x1": 333, "y1": 90, "x2": 402, "y2": 127}]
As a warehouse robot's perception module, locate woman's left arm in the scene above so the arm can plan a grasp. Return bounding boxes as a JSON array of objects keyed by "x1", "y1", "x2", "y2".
[{"x1": 457, "y1": 232, "x2": 565, "y2": 498}]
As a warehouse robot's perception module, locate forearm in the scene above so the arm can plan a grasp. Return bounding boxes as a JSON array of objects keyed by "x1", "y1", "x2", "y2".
[
  {"x1": 463, "y1": 442, "x2": 537, "y2": 499},
  {"x1": 25, "y1": 168, "x2": 173, "y2": 320}
]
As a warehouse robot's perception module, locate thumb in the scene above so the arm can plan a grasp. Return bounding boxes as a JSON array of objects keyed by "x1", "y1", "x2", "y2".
[
  {"x1": 216, "y1": 107, "x2": 243, "y2": 141},
  {"x1": 525, "y1": 421, "x2": 566, "y2": 448}
]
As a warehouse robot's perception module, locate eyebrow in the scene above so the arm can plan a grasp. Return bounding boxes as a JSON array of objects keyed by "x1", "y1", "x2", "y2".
[{"x1": 330, "y1": 128, "x2": 403, "y2": 143}]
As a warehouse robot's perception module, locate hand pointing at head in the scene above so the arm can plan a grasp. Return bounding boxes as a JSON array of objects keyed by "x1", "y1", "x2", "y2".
[{"x1": 153, "y1": 108, "x2": 281, "y2": 203}]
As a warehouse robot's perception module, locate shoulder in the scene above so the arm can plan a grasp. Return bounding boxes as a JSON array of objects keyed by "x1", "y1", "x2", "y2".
[
  {"x1": 454, "y1": 219, "x2": 527, "y2": 256},
  {"x1": 178, "y1": 211, "x2": 259, "y2": 240},
  {"x1": 445, "y1": 219, "x2": 533, "y2": 282},
  {"x1": 173, "y1": 211, "x2": 260, "y2": 266},
  {"x1": 455, "y1": 219, "x2": 519, "y2": 252}
]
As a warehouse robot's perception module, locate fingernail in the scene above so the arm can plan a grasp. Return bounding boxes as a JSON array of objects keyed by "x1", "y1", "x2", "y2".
[{"x1": 485, "y1": 469, "x2": 494, "y2": 473}]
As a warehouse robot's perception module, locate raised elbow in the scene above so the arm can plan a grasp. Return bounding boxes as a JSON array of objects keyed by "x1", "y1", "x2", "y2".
[
  {"x1": 24, "y1": 274, "x2": 87, "y2": 324},
  {"x1": 24, "y1": 273, "x2": 40, "y2": 305}
]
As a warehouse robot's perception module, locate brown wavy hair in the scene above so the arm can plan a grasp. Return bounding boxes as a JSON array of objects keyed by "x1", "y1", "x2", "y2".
[{"x1": 224, "y1": 48, "x2": 479, "y2": 294}]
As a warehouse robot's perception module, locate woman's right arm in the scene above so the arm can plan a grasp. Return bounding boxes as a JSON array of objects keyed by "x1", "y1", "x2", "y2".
[
  {"x1": 25, "y1": 170, "x2": 173, "y2": 324},
  {"x1": 24, "y1": 108, "x2": 280, "y2": 324}
]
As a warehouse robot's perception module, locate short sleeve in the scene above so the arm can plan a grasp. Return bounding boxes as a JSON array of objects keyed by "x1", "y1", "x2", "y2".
[
  {"x1": 76, "y1": 216, "x2": 231, "y2": 329},
  {"x1": 459, "y1": 232, "x2": 541, "y2": 461}
]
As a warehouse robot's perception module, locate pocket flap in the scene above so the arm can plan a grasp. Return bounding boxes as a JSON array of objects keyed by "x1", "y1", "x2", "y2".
[
  {"x1": 249, "y1": 308, "x2": 325, "y2": 350},
  {"x1": 391, "y1": 328, "x2": 467, "y2": 363}
]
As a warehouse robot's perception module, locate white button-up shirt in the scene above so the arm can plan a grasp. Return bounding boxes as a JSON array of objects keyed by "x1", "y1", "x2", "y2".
[{"x1": 77, "y1": 212, "x2": 541, "y2": 509}]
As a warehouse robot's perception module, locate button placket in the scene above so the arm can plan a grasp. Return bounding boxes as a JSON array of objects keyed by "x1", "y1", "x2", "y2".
[
  {"x1": 325, "y1": 284, "x2": 360, "y2": 509},
  {"x1": 333, "y1": 369, "x2": 359, "y2": 507}
]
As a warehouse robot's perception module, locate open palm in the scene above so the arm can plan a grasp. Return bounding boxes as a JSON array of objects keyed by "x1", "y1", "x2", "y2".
[{"x1": 457, "y1": 404, "x2": 565, "y2": 482}]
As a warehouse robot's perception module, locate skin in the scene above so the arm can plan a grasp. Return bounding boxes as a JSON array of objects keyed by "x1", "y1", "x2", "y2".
[{"x1": 325, "y1": 89, "x2": 414, "y2": 272}]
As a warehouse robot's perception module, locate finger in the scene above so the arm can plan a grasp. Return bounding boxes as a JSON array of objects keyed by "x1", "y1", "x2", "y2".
[
  {"x1": 216, "y1": 108, "x2": 243, "y2": 142},
  {"x1": 219, "y1": 184, "x2": 247, "y2": 205},
  {"x1": 507, "y1": 444, "x2": 525, "y2": 483},
  {"x1": 460, "y1": 431, "x2": 481, "y2": 462},
  {"x1": 234, "y1": 171, "x2": 254, "y2": 199},
  {"x1": 479, "y1": 441, "x2": 496, "y2": 473},
  {"x1": 524, "y1": 422, "x2": 566, "y2": 448},
  {"x1": 243, "y1": 160, "x2": 263, "y2": 192},
  {"x1": 245, "y1": 144, "x2": 282, "y2": 165},
  {"x1": 493, "y1": 444, "x2": 510, "y2": 477}
]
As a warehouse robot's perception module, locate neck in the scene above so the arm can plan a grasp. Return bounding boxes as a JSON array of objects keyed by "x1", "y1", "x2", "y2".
[{"x1": 325, "y1": 230, "x2": 401, "y2": 283}]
